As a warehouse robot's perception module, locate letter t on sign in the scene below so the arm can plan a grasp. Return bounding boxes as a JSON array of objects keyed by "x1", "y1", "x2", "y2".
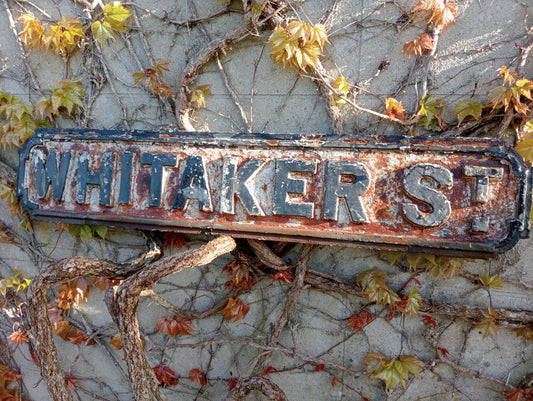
[{"x1": 463, "y1": 165, "x2": 504, "y2": 233}]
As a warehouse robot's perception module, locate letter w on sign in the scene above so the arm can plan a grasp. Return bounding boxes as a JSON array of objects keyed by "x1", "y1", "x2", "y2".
[{"x1": 17, "y1": 129, "x2": 532, "y2": 258}]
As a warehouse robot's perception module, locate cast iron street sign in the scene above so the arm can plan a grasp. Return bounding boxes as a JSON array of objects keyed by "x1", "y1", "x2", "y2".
[{"x1": 17, "y1": 129, "x2": 532, "y2": 257}]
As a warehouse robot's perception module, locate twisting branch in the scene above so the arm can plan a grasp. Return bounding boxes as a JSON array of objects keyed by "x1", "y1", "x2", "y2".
[
  {"x1": 109, "y1": 236, "x2": 236, "y2": 401},
  {"x1": 251, "y1": 245, "x2": 313, "y2": 375},
  {"x1": 226, "y1": 376, "x2": 288, "y2": 401},
  {"x1": 26, "y1": 239, "x2": 161, "y2": 401}
]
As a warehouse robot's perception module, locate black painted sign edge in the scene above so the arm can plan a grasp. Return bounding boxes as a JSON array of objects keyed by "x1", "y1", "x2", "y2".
[{"x1": 17, "y1": 128, "x2": 533, "y2": 258}]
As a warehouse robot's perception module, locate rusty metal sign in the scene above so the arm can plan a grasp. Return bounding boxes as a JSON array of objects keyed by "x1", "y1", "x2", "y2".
[{"x1": 17, "y1": 129, "x2": 532, "y2": 257}]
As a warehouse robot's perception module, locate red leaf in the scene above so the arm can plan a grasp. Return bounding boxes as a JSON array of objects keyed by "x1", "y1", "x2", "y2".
[
  {"x1": 265, "y1": 366, "x2": 279, "y2": 375},
  {"x1": 91, "y1": 277, "x2": 121, "y2": 291},
  {"x1": 153, "y1": 365, "x2": 179, "y2": 387},
  {"x1": 189, "y1": 368, "x2": 207, "y2": 385},
  {"x1": 220, "y1": 297, "x2": 250, "y2": 322},
  {"x1": 503, "y1": 388, "x2": 533, "y2": 401},
  {"x1": 157, "y1": 316, "x2": 195, "y2": 336},
  {"x1": 0, "y1": 365, "x2": 22, "y2": 383},
  {"x1": 162, "y1": 232, "x2": 187, "y2": 249},
  {"x1": 30, "y1": 348, "x2": 40, "y2": 367},
  {"x1": 65, "y1": 375, "x2": 78, "y2": 390},
  {"x1": 331, "y1": 377, "x2": 337, "y2": 387},
  {"x1": 224, "y1": 280, "x2": 234, "y2": 291},
  {"x1": 315, "y1": 363, "x2": 325, "y2": 372},
  {"x1": 68, "y1": 331, "x2": 88, "y2": 345},
  {"x1": 437, "y1": 347, "x2": 450, "y2": 358},
  {"x1": 420, "y1": 314, "x2": 438, "y2": 329},
  {"x1": 227, "y1": 378, "x2": 238, "y2": 391},
  {"x1": 272, "y1": 271, "x2": 293, "y2": 284},
  {"x1": 348, "y1": 310, "x2": 373, "y2": 331}
]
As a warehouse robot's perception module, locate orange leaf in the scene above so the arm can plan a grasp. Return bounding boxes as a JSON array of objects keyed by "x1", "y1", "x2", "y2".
[
  {"x1": 189, "y1": 368, "x2": 207, "y2": 385},
  {"x1": 385, "y1": 98, "x2": 407, "y2": 120},
  {"x1": 220, "y1": 297, "x2": 250, "y2": 322},
  {"x1": 153, "y1": 365, "x2": 179, "y2": 387},
  {"x1": 69, "y1": 331, "x2": 95, "y2": 346},
  {"x1": 429, "y1": 2, "x2": 457, "y2": 28},
  {"x1": 223, "y1": 260, "x2": 253, "y2": 290},
  {"x1": 157, "y1": 316, "x2": 195, "y2": 336},
  {"x1": 8, "y1": 330, "x2": 29, "y2": 346},
  {"x1": 162, "y1": 232, "x2": 188, "y2": 249},
  {"x1": 110, "y1": 332, "x2": 123, "y2": 350},
  {"x1": 402, "y1": 33, "x2": 434, "y2": 58},
  {"x1": 415, "y1": 0, "x2": 442, "y2": 11}
]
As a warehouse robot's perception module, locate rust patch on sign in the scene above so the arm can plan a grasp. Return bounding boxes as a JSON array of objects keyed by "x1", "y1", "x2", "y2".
[{"x1": 17, "y1": 129, "x2": 532, "y2": 257}]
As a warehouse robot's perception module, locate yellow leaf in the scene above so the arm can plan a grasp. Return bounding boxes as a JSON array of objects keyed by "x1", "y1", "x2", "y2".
[{"x1": 514, "y1": 134, "x2": 533, "y2": 164}]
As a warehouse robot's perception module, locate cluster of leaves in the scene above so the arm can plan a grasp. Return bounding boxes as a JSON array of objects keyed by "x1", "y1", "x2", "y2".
[
  {"x1": 157, "y1": 316, "x2": 195, "y2": 336},
  {"x1": 0, "y1": 270, "x2": 31, "y2": 301},
  {"x1": 0, "y1": 179, "x2": 31, "y2": 231},
  {"x1": 19, "y1": 2, "x2": 131, "y2": 55},
  {"x1": 0, "y1": 92, "x2": 48, "y2": 148},
  {"x1": 48, "y1": 276, "x2": 118, "y2": 345},
  {"x1": 362, "y1": 352, "x2": 424, "y2": 390},
  {"x1": 223, "y1": 259, "x2": 253, "y2": 290},
  {"x1": 152, "y1": 365, "x2": 207, "y2": 388},
  {"x1": 35, "y1": 79, "x2": 84, "y2": 119},
  {"x1": 19, "y1": 14, "x2": 84, "y2": 56},
  {"x1": 59, "y1": 223, "x2": 108, "y2": 243},
  {"x1": 133, "y1": 59, "x2": 174, "y2": 99},
  {"x1": 383, "y1": 251, "x2": 465, "y2": 279},
  {"x1": 402, "y1": 0, "x2": 456, "y2": 58},
  {"x1": 355, "y1": 267, "x2": 422, "y2": 320},
  {"x1": 0, "y1": 364, "x2": 23, "y2": 400},
  {"x1": 91, "y1": 2, "x2": 132, "y2": 45},
  {"x1": 266, "y1": 21, "x2": 328, "y2": 71},
  {"x1": 356, "y1": 267, "x2": 400, "y2": 307},
  {"x1": 488, "y1": 67, "x2": 533, "y2": 116}
]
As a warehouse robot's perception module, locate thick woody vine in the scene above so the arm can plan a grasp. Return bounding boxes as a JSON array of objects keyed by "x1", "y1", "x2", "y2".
[{"x1": 0, "y1": 0, "x2": 532, "y2": 400}]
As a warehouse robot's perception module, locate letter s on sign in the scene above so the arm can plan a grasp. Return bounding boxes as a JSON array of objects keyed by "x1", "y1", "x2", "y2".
[{"x1": 401, "y1": 164, "x2": 453, "y2": 228}]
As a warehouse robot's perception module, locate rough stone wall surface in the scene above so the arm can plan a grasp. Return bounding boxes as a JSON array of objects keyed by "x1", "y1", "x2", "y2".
[{"x1": 0, "y1": 0, "x2": 532, "y2": 400}]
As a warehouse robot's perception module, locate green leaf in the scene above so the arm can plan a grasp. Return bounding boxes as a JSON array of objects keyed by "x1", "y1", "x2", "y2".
[
  {"x1": 480, "y1": 274, "x2": 503, "y2": 289},
  {"x1": 79, "y1": 225, "x2": 93, "y2": 242},
  {"x1": 103, "y1": 1, "x2": 132, "y2": 32},
  {"x1": 93, "y1": 225, "x2": 108, "y2": 240},
  {"x1": 416, "y1": 95, "x2": 447, "y2": 129},
  {"x1": 453, "y1": 100, "x2": 483, "y2": 125},
  {"x1": 91, "y1": 20, "x2": 115, "y2": 45}
]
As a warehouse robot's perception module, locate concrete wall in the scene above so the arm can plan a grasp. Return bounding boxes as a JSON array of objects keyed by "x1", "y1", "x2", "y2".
[{"x1": 0, "y1": 0, "x2": 532, "y2": 400}]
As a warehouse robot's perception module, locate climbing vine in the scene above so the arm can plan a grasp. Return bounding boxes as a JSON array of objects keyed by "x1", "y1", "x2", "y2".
[{"x1": 0, "y1": 0, "x2": 532, "y2": 400}]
